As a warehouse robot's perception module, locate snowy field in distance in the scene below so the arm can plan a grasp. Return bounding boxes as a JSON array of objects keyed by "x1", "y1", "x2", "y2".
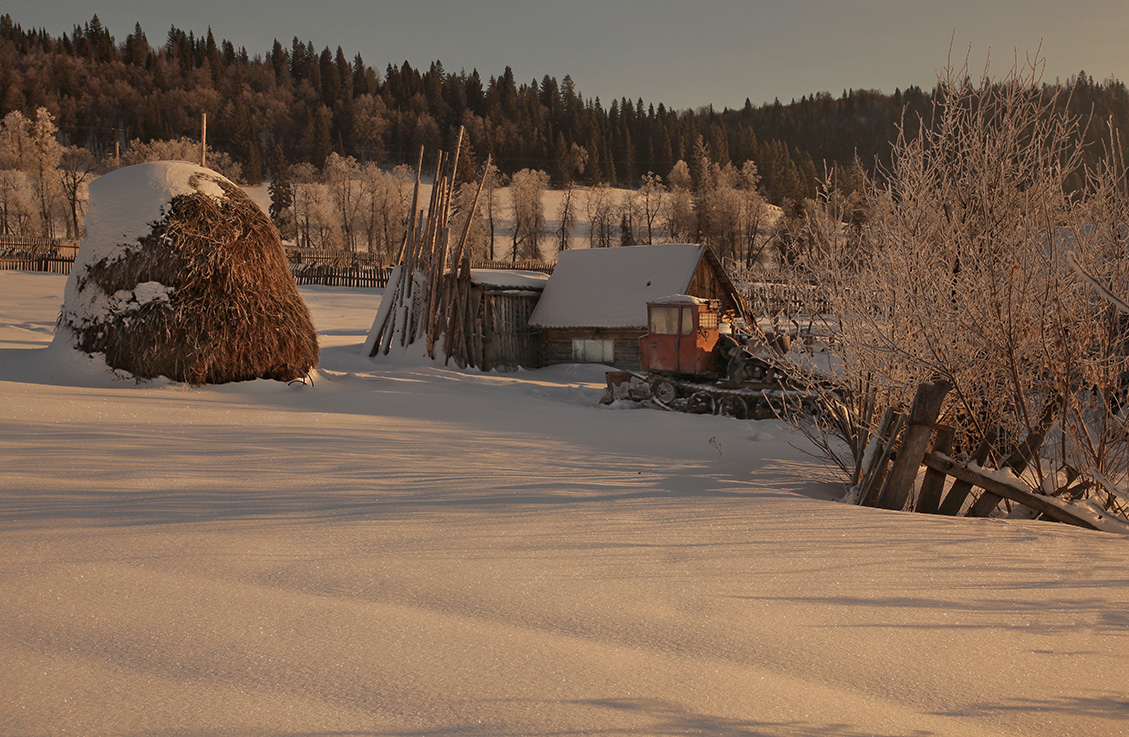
[{"x1": 1, "y1": 270, "x2": 1128, "y2": 737}]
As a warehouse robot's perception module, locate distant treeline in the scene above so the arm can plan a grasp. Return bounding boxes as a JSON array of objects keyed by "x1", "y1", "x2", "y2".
[{"x1": 2, "y1": 14, "x2": 1127, "y2": 206}]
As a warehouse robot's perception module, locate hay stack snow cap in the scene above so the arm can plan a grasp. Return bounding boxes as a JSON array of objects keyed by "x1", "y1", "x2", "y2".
[{"x1": 58, "y1": 161, "x2": 319, "y2": 385}]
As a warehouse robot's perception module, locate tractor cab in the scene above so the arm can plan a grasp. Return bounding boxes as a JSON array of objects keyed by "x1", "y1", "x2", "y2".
[{"x1": 640, "y1": 295, "x2": 722, "y2": 376}]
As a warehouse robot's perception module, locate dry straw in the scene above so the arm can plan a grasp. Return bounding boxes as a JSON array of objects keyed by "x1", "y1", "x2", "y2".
[{"x1": 65, "y1": 171, "x2": 319, "y2": 384}]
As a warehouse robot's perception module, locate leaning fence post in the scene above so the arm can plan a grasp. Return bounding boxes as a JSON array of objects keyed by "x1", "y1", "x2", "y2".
[
  {"x1": 937, "y1": 428, "x2": 997, "y2": 515},
  {"x1": 876, "y1": 379, "x2": 952, "y2": 511},
  {"x1": 858, "y1": 409, "x2": 904, "y2": 507},
  {"x1": 915, "y1": 424, "x2": 955, "y2": 514}
]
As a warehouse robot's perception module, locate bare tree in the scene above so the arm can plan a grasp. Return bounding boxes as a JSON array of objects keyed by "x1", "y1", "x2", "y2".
[
  {"x1": 480, "y1": 162, "x2": 505, "y2": 260},
  {"x1": 58, "y1": 146, "x2": 98, "y2": 240},
  {"x1": 585, "y1": 183, "x2": 616, "y2": 248}
]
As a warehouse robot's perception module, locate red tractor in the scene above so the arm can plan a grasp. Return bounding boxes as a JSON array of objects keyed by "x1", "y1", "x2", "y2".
[{"x1": 602, "y1": 295, "x2": 789, "y2": 418}]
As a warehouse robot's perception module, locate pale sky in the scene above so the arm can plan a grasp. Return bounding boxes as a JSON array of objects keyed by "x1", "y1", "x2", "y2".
[{"x1": 5, "y1": 1, "x2": 1127, "y2": 111}]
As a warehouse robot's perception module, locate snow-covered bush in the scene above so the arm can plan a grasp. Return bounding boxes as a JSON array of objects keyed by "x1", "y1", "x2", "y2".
[{"x1": 775, "y1": 54, "x2": 1129, "y2": 524}]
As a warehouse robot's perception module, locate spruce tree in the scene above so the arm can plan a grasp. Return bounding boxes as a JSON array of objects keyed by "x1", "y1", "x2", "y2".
[{"x1": 268, "y1": 145, "x2": 293, "y2": 236}]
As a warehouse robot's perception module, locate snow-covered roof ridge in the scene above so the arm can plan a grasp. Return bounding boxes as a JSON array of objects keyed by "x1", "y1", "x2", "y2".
[
  {"x1": 528, "y1": 244, "x2": 705, "y2": 329},
  {"x1": 652, "y1": 293, "x2": 710, "y2": 305},
  {"x1": 470, "y1": 269, "x2": 550, "y2": 290}
]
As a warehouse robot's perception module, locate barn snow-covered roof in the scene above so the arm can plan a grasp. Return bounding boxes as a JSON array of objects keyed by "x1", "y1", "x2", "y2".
[
  {"x1": 528, "y1": 244, "x2": 705, "y2": 329},
  {"x1": 469, "y1": 269, "x2": 549, "y2": 291}
]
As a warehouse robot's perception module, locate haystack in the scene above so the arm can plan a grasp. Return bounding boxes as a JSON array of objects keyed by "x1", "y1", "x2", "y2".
[{"x1": 57, "y1": 161, "x2": 318, "y2": 384}]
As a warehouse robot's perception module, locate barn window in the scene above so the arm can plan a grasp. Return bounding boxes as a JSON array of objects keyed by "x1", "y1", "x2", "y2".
[{"x1": 572, "y1": 338, "x2": 614, "y2": 363}]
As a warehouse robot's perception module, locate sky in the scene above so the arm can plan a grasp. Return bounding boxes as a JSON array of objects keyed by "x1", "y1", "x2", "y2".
[{"x1": 4, "y1": 0, "x2": 1127, "y2": 111}]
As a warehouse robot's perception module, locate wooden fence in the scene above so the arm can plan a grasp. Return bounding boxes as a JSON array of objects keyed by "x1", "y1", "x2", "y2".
[
  {"x1": 285, "y1": 247, "x2": 387, "y2": 268},
  {"x1": 745, "y1": 281, "x2": 831, "y2": 316},
  {"x1": 4, "y1": 239, "x2": 550, "y2": 288},
  {"x1": 851, "y1": 380, "x2": 1106, "y2": 530},
  {"x1": 1, "y1": 235, "x2": 78, "y2": 275},
  {"x1": 0, "y1": 255, "x2": 73, "y2": 275},
  {"x1": 471, "y1": 258, "x2": 555, "y2": 273},
  {"x1": 290, "y1": 263, "x2": 393, "y2": 288}
]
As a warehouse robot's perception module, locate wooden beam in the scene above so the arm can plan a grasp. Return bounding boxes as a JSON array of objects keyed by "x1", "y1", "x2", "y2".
[{"x1": 921, "y1": 452, "x2": 1098, "y2": 530}]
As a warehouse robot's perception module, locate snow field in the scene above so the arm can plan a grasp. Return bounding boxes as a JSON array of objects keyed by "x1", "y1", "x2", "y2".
[{"x1": 1, "y1": 271, "x2": 1128, "y2": 736}]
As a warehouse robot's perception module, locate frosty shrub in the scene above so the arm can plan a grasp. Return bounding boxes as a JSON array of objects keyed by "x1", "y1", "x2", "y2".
[{"x1": 780, "y1": 55, "x2": 1129, "y2": 522}]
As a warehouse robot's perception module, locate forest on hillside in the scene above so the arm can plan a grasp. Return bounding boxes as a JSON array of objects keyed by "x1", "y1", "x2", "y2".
[
  {"x1": 5, "y1": 15, "x2": 1128, "y2": 195},
  {"x1": 2, "y1": 13, "x2": 1129, "y2": 267}
]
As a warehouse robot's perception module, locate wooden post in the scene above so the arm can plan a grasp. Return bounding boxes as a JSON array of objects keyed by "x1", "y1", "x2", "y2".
[
  {"x1": 876, "y1": 379, "x2": 952, "y2": 510},
  {"x1": 937, "y1": 429, "x2": 996, "y2": 515},
  {"x1": 915, "y1": 425, "x2": 955, "y2": 514},
  {"x1": 857, "y1": 409, "x2": 903, "y2": 507},
  {"x1": 969, "y1": 397, "x2": 1060, "y2": 518},
  {"x1": 201, "y1": 113, "x2": 207, "y2": 168}
]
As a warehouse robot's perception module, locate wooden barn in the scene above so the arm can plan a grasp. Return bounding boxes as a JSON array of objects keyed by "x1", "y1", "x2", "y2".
[
  {"x1": 452, "y1": 269, "x2": 549, "y2": 371},
  {"x1": 527, "y1": 244, "x2": 747, "y2": 370}
]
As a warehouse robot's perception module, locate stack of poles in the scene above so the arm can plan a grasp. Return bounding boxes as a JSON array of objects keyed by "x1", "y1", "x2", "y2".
[{"x1": 368, "y1": 129, "x2": 492, "y2": 365}]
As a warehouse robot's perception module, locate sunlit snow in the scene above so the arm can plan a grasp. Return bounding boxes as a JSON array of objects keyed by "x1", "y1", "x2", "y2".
[{"x1": 2, "y1": 271, "x2": 1128, "y2": 737}]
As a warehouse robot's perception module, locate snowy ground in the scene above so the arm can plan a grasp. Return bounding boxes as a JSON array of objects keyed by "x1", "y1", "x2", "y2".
[{"x1": 2, "y1": 270, "x2": 1128, "y2": 737}]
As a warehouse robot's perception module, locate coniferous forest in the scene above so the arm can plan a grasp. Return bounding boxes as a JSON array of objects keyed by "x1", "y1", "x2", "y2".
[{"x1": 6, "y1": 15, "x2": 1126, "y2": 194}]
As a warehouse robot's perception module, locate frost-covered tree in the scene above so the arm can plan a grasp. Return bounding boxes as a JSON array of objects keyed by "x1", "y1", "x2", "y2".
[
  {"x1": 554, "y1": 143, "x2": 588, "y2": 253},
  {"x1": 0, "y1": 108, "x2": 63, "y2": 237},
  {"x1": 737, "y1": 160, "x2": 771, "y2": 267},
  {"x1": 585, "y1": 183, "x2": 616, "y2": 248},
  {"x1": 508, "y1": 168, "x2": 549, "y2": 261},
  {"x1": 0, "y1": 169, "x2": 36, "y2": 235},
  {"x1": 781, "y1": 54, "x2": 1129, "y2": 523},
  {"x1": 290, "y1": 162, "x2": 338, "y2": 250},
  {"x1": 664, "y1": 160, "x2": 695, "y2": 243},
  {"x1": 121, "y1": 136, "x2": 242, "y2": 183},
  {"x1": 638, "y1": 171, "x2": 666, "y2": 245},
  {"x1": 323, "y1": 152, "x2": 361, "y2": 252},
  {"x1": 356, "y1": 162, "x2": 410, "y2": 259}
]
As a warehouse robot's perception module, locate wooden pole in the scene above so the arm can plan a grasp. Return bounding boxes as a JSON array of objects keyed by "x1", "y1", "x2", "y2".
[
  {"x1": 860, "y1": 411, "x2": 904, "y2": 507},
  {"x1": 876, "y1": 379, "x2": 952, "y2": 511},
  {"x1": 201, "y1": 113, "x2": 207, "y2": 168}
]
